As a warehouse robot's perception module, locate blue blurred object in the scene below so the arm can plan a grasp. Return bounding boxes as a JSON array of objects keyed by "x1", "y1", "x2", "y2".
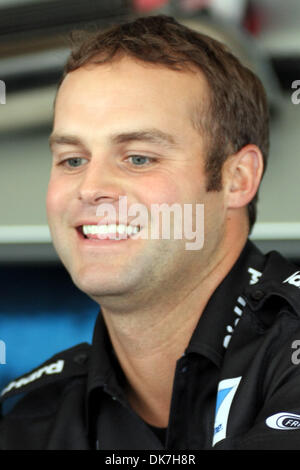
[{"x1": 0, "y1": 263, "x2": 99, "y2": 392}]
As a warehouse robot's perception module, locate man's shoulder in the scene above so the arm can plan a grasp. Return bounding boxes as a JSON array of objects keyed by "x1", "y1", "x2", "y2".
[
  {"x1": 225, "y1": 247, "x2": 300, "y2": 365},
  {"x1": 223, "y1": 246, "x2": 300, "y2": 359},
  {"x1": 0, "y1": 342, "x2": 91, "y2": 415},
  {"x1": 244, "y1": 248, "x2": 300, "y2": 317},
  {"x1": 0, "y1": 342, "x2": 92, "y2": 449}
]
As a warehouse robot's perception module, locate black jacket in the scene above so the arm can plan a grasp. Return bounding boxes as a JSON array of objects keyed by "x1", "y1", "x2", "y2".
[{"x1": 1, "y1": 240, "x2": 300, "y2": 450}]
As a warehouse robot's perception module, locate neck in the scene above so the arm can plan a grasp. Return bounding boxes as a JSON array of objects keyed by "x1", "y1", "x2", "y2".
[{"x1": 102, "y1": 278, "x2": 216, "y2": 426}]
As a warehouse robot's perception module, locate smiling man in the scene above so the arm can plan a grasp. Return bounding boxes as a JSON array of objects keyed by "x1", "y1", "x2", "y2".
[{"x1": 2, "y1": 15, "x2": 300, "y2": 450}]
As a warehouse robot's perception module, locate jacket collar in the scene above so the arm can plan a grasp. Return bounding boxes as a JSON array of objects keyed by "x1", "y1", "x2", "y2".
[
  {"x1": 244, "y1": 249, "x2": 300, "y2": 314},
  {"x1": 186, "y1": 239, "x2": 267, "y2": 366}
]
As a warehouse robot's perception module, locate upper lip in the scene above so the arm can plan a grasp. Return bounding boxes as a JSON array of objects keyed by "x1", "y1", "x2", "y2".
[{"x1": 74, "y1": 220, "x2": 141, "y2": 228}]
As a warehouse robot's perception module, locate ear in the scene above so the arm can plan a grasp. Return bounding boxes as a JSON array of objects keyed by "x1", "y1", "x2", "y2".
[{"x1": 223, "y1": 144, "x2": 264, "y2": 210}]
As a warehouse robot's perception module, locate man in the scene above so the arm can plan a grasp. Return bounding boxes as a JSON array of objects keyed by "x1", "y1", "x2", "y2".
[{"x1": 1, "y1": 14, "x2": 300, "y2": 450}]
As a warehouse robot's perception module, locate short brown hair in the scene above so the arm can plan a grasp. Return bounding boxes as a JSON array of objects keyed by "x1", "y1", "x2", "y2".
[{"x1": 60, "y1": 14, "x2": 269, "y2": 231}]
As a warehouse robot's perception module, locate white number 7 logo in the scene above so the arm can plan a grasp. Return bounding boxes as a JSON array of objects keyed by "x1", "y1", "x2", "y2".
[{"x1": 212, "y1": 376, "x2": 242, "y2": 446}]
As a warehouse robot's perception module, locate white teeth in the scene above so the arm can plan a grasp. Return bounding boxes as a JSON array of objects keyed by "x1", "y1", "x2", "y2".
[{"x1": 82, "y1": 224, "x2": 140, "y2": 236}]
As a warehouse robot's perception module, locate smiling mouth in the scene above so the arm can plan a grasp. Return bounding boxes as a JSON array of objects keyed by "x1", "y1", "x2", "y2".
[{"x1": 78, "y1": 224, "x2": 141, "y2": 240}]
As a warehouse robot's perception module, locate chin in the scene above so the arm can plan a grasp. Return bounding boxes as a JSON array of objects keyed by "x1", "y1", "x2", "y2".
[{"x1": 70, "y1": 266, "x2": 129, "y2": 299}]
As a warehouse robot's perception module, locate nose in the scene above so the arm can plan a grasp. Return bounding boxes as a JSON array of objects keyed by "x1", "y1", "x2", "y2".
[{"x1": 77, "y1": 157, "x2": 122, "y2": 206}]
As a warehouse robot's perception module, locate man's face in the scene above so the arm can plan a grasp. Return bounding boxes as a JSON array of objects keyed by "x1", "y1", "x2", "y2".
[{"x1": 47, "y1": 57, "x2": 227, "y2": 305}]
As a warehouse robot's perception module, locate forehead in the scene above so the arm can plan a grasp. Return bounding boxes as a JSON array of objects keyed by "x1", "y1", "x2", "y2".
[
  {"x1": 56, "y1": 57, "x2": 208, "y2": 116},
  {"x1": 53, "y1": 58, "x2": 210, "y2": 154}
]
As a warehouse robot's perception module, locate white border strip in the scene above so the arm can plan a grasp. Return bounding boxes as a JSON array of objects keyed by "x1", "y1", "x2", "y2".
[
  {"x1": 250, "y1": 223, "x2": 300, "y2": 241},
  {"x1": 0, "y1": 225, "x2": 51, "y2": 243},
  {"x1": 0, "y1": 223, "x2": 300, "y2": 244}
]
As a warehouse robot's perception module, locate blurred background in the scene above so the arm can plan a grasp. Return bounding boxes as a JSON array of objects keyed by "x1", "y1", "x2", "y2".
[{"x1": 1, "y1": 0, "x2": 300, "y2": 392}]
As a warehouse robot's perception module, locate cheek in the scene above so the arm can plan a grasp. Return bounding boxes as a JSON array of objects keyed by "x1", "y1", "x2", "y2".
[
  {"x1": 46, "y1": 178, "x2": 67, "y2": 220},
  {"x1": 138, "y1": 177, "x2": 183, "y2": 207}
]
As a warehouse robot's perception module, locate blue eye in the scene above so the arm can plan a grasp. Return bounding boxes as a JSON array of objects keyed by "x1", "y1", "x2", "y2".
[
  {"x1": 63, "y1": 157, "x2": 87, "y2": 168},
  {"x1": 128, "y1": 155, "x2": 153, "y2": 166}
]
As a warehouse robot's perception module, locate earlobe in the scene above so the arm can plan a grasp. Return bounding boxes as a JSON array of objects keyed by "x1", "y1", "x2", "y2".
[{"x1": 225, "y1": 144, "x2": 264, "y2": 209}]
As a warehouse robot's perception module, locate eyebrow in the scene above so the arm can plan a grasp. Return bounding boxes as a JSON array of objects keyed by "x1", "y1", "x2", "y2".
[{"x1": 48, "y1": 128, "x2": 180, "y2": 151}]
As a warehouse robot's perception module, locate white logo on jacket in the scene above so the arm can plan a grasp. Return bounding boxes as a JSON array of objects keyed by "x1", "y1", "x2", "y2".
[
  {"x1": 266, "y1": 412, "x2": 300, "y2": 430},
  {"x1": 213, "y1": 376, "x2": 242, "y2": 446},
  {"x1": 248, "y1": 267, "x2": 262, "y2": 285},
  {"x1": 1, "y1": 359, "x2": 64, "y2": 396},
  {"x1": 284, "y1": 271, "x2": 300, "y2": 288},
  {"x1": 223, "y1": 297, "x2": 246, "y2": 349}
]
